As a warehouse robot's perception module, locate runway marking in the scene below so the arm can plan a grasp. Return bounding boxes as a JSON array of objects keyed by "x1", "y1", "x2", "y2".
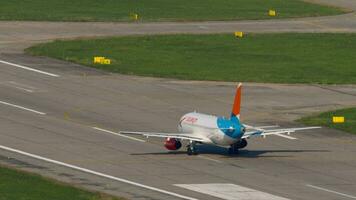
[
  {"x1": 306, "y1": 184, "x2": 356, "y2": 199},
  {"x1": 175, "y1": 183, "x2": 289, "y2": 200},
  {"x1": 93, "y1": 127, "x2": 146, "y2": 142},
  {"x1": 11, "y1": 86, "x2": 34, "y2": 93},
  {"x1": 0, "y1": 144, "x2": 198, "y2": 200},
  {"x1": 274, "y1": 133, "x2": 297, "y2": 140},
  {"x1": 0, "y1": 81, "x2": 35, "y2": 93},
  {"x1": 198, "y1": 25, "x2": 208, "y2": 29},
  {"x1": 197, "y1": 155, "x2": 223, "y2": 163},
  {"x1": 0, "y1": 100, "x2": 46, "y2": 115},
  {"x1": 0, "y1": 59, "x2": 60, "y2": 77}
]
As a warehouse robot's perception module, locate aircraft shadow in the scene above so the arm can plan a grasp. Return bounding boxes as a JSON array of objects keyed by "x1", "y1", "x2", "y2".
[{"x1": 131, "y1": 144, "x2": 329, "y2": 158}]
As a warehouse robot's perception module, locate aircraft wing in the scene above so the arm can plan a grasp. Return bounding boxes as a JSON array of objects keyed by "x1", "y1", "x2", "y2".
[
  {"x1": 242, "y1": 126, "x2": 321, "y2": 139},
  {"x1": 119, "y1": 131, "x2": 206, "y2": 142}
]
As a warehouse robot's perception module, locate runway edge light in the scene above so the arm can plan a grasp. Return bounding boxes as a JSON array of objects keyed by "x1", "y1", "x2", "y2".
[
  {"x1": 130, "y1": 13, "x2": 139, "y2": 21},
  {"x1": 234, "y1": 31, "x2": 244, "y2": 38},
  {"x1": 269, "y1": 10, "x2": 276, "y2": 17},
  {"x1": 333, "y1": 116, "x2": 345, "y2": 123}
]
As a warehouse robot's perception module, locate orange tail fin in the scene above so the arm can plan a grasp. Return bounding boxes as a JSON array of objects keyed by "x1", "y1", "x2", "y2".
[{"x1": 231, "y1": 83, "x2": 242, "y2": 118}]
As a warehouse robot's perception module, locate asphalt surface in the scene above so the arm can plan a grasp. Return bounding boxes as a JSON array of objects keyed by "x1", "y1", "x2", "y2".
[
  {"x1": 0, "y1": 0, "x2": 356, "y2": 200},
  {"x1": 1, "y1": 1, "x2": 356, "y2": 53},
  {"x1": 1, "y1": 55, "x2": 356, "y2": 200}
]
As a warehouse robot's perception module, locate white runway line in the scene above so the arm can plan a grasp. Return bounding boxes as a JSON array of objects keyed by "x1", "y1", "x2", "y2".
[
  {"x1": 198, "y1": 25, "x2": 208, "y2": 29},
  {"x1": 274, "y1": 133, "x2": 297, "y2": 140},
  {"x1": 0, "y1": 59, "x2": 60, "y2": 77},
  {"x1": 175, "y1": 183, "x2": 289, "y2": 200},
  {"x1": 197, "y1": 155, "x2": 223, "y2": 163},
  {"x1": 1, "y1": 81, "x2": 36, "y2": 93},
  {"x1": 306, "y1": 184, "x2": 356, "y2": 199},
  {"x1": 0, "y1": 144, "x2": 198, "y2": 200},
  {"x1": 93, "y1": 127, "x2": 146, "y2": 142},
  {"x1": 11, "y1": 86, "x2": 34, "y2": 93},
  {"x1": 0, "y1": 100, "x2": 46, "y2": 115}
]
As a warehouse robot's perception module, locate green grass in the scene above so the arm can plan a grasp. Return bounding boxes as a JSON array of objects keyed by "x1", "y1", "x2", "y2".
[
  {"x1": 298, "y1": 108, "x2": 356, "y2": 134},
  {"x1": 0, "y1": 165, "x2": 123, "y2": 200},
  {"x1": 0, "y1": 0, "x2": 346, "y2": 22},
  {"x1": 27, "y1": 33, "x2": 356, "y2": 84}
]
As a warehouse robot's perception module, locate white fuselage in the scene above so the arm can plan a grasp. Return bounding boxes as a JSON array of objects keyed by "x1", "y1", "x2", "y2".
[{"x1": 178, "y1": 112, "x2": 239, "y2": 146}]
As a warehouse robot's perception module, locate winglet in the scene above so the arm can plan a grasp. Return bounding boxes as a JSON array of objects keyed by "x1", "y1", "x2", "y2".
[{"x1": 231, "y1": 83, "x2": 242, "y2": 118}]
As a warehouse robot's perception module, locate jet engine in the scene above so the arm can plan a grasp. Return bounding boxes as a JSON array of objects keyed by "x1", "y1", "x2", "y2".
[
  {"x1": 164, "y1": 138, "x2": 182, "y2": 150},
  {"x1": 237, "y1": 138, "x2": 248, "y2": 149}
]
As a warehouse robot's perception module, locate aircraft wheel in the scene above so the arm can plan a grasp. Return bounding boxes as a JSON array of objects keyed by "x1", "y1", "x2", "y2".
[
  {"x1": 187, "y1": 146, "x2": 193, "y2": 155},
  {"x1": 187, "y1": 145, "x2": 197, "y2": 155},
  {"x1": 228, "y1": 145, "x2": 239, "y2": 154},
  {"x1": 228, "y1": 147, "x2": 233, "y2": 154}
]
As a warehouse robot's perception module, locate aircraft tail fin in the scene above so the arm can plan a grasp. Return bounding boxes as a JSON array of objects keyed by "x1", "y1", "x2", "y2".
[{"x1": 231, "y1": 83, "x2": 242, "y2": 119}]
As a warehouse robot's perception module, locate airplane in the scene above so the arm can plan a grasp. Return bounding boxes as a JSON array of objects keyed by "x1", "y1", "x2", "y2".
[{"x1": 120, "y1": 83, "x2": 320, "y2": 155}]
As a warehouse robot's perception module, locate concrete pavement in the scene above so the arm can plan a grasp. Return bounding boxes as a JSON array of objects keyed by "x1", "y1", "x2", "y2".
[
  {"x1": 0, "y1": 0, "x2": 356, "y2": 199},
  {"x1": 0, "y1": 55, "x2": 356, "y2": 200}
]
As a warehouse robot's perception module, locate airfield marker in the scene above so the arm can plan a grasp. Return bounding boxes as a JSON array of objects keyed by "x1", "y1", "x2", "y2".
[
  {"x1": 269, "y1": 9, "x2": 276, "y2": 16},
  {"x1": 93, "y1": 56, "x2": 111, "y2": 65},
  {"x1": 333, "y1": 116, "x2": 345, "y2": 123},
  {"x1": 234, "y1": 31, "x2": 244, "y2": 38}
]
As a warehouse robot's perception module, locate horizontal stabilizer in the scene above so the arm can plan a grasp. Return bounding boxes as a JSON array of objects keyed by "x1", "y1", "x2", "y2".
[{"x1": 243, "y1": 126, "x2": 321, "y2": 139}]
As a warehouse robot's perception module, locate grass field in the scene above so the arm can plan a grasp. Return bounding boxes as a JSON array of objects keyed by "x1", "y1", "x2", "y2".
[
  {"x1": 298, "y1": 108, "x2": 356, "y2": 134},
  {"x1": 0, "y1": 165, "x2": 123, "y2": 200},
  {"x1": 0, "y1": 0, "x2": 345, "y2": 22},
  {"x1": 27, "y1": 33, "x2": 356, "y2": 84}
]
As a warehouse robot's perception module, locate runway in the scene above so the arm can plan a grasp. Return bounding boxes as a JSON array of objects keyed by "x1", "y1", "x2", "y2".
[
  {"x1": 0, "y1": 0, "x2": 356, "y2": 199},
  {"x1": 0, "y1": 55, "x2": 356, "y2": 200}
]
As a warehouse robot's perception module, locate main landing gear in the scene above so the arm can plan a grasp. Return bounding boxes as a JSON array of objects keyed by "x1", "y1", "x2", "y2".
[
  {"x1": 187, "y1": 141, "x2": 198, "y2": 155},
  {"x1": 228, "y1": 144, "x2": 239, "y2": 154},
  {"x1": 228, "y1": 139, "x2": 248, "y2": 154}
]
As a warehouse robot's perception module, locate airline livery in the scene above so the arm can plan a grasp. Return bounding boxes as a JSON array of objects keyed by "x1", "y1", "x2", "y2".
[{"x1": 121, "y1": 83, "x2": 320, "y2": 155}]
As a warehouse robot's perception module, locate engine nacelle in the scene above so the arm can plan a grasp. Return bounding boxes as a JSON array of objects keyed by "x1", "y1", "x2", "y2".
[
  {"x1": 237, "y1": 138, "x2": 248, "y2": 149},
  {"x1": 164, "y1": 138, "x2": 182, "y2": 150}
]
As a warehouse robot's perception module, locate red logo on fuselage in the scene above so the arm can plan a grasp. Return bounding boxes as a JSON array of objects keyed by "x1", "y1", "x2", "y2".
[{"x1": 184, "y1": 116, "x2": 198, "y2": 123}]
